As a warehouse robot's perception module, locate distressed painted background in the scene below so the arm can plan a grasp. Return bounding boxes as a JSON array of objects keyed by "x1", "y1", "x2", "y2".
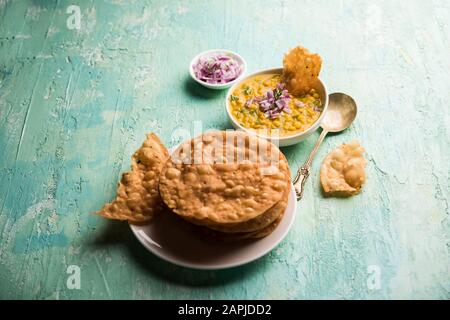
[{"x1": 0, "y1": 0, "x2": 449, "y2": 299}]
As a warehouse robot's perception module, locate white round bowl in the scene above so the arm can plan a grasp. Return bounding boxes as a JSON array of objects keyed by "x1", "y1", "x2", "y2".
[
  {"x1": 225, "y1": 68, "x2": 329, "y2": 147},
  {"x1": 189, "y1": 49, "x2": 247, "y2": 90}
]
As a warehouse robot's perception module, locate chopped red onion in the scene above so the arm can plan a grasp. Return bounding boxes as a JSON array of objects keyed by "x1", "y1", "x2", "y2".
[
  {"x1": 193, "y1": 53, "x2": 242, "y2": 84},
  {"x1": 247, "y1": 83, "x2": 291, "y2": 119}
]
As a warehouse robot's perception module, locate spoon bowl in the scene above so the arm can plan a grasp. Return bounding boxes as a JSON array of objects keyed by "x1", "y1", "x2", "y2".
[{"x1": 321, "y1": 93, "x2": 357, "y2": 132}]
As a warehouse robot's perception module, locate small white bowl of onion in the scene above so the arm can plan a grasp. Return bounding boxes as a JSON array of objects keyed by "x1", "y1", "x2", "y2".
[{"x1": 189, "y1": 49, "x2": 247, "y2": 90}]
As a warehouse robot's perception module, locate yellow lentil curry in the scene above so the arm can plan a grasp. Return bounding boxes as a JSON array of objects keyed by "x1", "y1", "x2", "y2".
[{"x1": 229, "y1": 74, "x2": 322, "y2": 136}]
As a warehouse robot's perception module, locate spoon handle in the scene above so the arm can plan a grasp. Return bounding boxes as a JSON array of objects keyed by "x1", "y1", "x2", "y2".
[{"x1": 293, "y1": 129, "x2": 328, "y2": 200}]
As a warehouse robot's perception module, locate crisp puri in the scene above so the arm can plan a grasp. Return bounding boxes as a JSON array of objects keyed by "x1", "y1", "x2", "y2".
[
  {"x1": 282, "y1": 46, "x2": 322, "y2": 95},
  {"x1": 199, "y1": 185, "x2": 290, "y2": 241},
  {"x1": 96, "y1": 130, "x2": 292, "y2": 240},
  {"x1": 194, "y1": 196, "x2": 288, "y2": 241},
  {"x1": 320, "y1": 141, "x2": 366, "y2": 197},
  {"x1": 97, "y1": 133, "x2": 169, "y2": 223},
  {"x1": 201, "y1": 152, "x2": 291, "y2": 234},
  {"x1": 159, "y1": 131, "x2": 290, "y2": 225}
]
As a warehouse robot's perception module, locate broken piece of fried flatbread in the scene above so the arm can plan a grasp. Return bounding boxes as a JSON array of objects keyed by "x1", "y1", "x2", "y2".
[
  {"x1": 282, "y1": 45, "x2": 322, "y2": 95},
  {"x1": 320, "y1": 141, "x2": 366, "y2": 197},
  {"x1": 97, "y1": 133, "x2": 169, "y2": 223}
]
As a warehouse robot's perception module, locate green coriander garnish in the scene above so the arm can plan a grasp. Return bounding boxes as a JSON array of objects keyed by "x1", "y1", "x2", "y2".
[
  {"x1": 242, "y1": 86, "x2": 253, "y2": 95},
  {"x1": 230, "y1": 95, "x2": 239, "y2": 102}
]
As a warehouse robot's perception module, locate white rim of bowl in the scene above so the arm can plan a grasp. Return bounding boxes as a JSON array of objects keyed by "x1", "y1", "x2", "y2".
[
  {"x1": 189, "y1": 49, "x2": 247, "y2": 88},
  {"x1": 225, "y1": 67, "x2": 328, "y2": 142}
]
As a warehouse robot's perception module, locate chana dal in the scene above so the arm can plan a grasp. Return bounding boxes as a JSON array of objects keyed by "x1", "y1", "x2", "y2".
[{"x1": 229, "y1": 74, "x2": 322, "y2": 136}]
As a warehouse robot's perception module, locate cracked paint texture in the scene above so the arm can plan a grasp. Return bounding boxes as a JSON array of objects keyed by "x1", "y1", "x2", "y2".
[{"x1": 0, "y1": 0, "x2": 449, "y2": 299}]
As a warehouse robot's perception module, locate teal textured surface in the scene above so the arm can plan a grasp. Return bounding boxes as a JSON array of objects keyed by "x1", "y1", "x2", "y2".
[{"x1": 0, "y1": 0, "x2": 449, "y2": 299}]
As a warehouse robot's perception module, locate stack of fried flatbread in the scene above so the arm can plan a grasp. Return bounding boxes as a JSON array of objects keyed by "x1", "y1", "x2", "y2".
[
  {"x1": 97, "y1": 130, "x2": 291, "y2": 240},
  {"x1": 159, "y1": 131, "x2": 291, "y2": 240}
]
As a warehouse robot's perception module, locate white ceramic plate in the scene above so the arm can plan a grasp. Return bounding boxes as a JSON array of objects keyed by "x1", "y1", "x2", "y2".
[{"x1": 129, "y1": 184, "x2": 297, "y2": 270}]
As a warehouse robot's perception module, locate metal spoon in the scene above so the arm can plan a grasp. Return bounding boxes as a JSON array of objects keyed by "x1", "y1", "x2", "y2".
[{"x1": 293, "y1": 93, "x2": 358, "y2": 200}]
